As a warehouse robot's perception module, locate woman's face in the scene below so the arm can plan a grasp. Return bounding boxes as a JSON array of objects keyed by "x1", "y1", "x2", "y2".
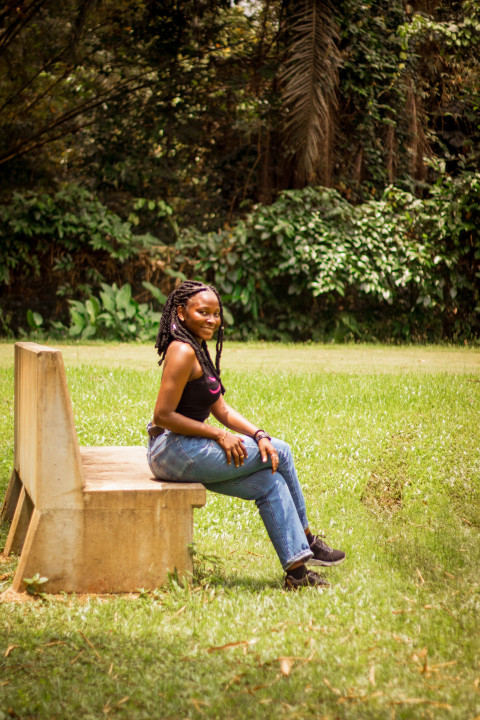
[{"x1": 177, "y1": 290, "x2": 221, "y2": 342}]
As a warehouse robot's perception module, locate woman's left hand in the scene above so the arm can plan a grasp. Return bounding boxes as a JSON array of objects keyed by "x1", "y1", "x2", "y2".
[{"x1": 258, "y1": 438, "x2": 279, "y2": 474}]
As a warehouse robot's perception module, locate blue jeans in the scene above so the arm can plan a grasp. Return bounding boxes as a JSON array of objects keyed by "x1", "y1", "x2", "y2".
[{"x1": 147, "y1": 432, "x2": 313, "y2": 570}]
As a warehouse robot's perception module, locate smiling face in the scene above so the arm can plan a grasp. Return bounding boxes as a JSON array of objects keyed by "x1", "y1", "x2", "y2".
[{"x1": 177, "y1": 290, "x2": 221, "y2": 342}]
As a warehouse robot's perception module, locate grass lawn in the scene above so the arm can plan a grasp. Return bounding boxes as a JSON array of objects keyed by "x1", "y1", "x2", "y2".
[{"x1": 0, "y1": 342, "x2": 479, "y2": 720}]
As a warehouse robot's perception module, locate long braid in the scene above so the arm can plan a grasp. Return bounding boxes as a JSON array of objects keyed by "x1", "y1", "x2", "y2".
[{"x1": 155, "y1": 280, "x2": 225, "y2": 393}]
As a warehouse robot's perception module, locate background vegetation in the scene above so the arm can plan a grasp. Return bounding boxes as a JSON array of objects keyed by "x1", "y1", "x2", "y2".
[
  {"x1": 1, "y1": 0, "x2": 480, "y2": 341},
  {"x1": 1, "y1": 344, "x2": 479, "y2": 718}
]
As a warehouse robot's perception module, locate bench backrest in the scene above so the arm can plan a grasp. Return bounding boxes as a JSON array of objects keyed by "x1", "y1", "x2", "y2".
[{"x1": 14, "y1": 342, "x2": 84, "y2": 510}]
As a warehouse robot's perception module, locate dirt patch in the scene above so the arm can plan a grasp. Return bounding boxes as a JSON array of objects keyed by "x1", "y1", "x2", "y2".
[
  {"x1": 0, "y1": 586, "x2": 145, "y2": 604},
  {"x1": 362, "y1": 471, "x2": 405, "y2": 516},
  {"x1": 0, "y1": 587, "x2": 33, "y2": 603},
  {"x1": 361, "y1": 431, "x2": 415, "y2": 516}
]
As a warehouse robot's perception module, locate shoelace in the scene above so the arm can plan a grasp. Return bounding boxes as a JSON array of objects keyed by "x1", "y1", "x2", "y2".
[{"x1": 312, "y1": 534, "x2": 331, "y2": 551}]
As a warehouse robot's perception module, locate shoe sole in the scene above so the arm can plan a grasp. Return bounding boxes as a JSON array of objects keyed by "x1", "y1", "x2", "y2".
[
  {"x1": 306, "y1": 557, "x2": 346, "y2": 567},
  {"x1": 285, "y1": 580, "x2": 330, "y2": 590}
]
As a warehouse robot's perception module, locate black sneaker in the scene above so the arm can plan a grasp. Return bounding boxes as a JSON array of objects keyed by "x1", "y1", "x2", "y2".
[
  {"x1": 284, "y1": 567, "x2": 330, "y2": 590},
  {"x1": 307, "y1": 535, "x2": 346, "y2": 567}
]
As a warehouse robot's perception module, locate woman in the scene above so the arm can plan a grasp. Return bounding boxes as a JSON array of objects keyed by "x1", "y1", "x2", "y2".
[{"x1": 147, "y1": 280, "x2": 345, "y2": 590}]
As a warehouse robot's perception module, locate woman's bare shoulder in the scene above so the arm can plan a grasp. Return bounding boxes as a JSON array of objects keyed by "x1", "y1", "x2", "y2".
[{"x1": 164, "y1": 341, "x2": 196, "y2": 369}]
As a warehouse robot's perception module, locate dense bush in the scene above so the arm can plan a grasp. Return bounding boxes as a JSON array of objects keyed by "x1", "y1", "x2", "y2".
[
  {"x1": 2, "y1": 176, "x2": 479, "y2": 343},
  {"x1": 0, "y1": 185, "x2": 164, "y2": 334},
  {"x1": 0, "y1": 185, "x2": 158, "y2": 284},
  {"x1": 177, "y1": 176, "x2": 480, "y2": 341},
  {"x1": 427, "y1": 169, "x2": 480, "y2": 339},
  {"x1": 66, "y1": 282, "x2": 163, "y2": 341}
]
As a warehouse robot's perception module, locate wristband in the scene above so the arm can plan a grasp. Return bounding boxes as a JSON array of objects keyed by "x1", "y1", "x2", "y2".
[
  {"x1": 253, "y1": 429, "x2": 271, "y2": 443},
  {"x1": 218, "y1": 428, "x2": 227, "y2": 443}
]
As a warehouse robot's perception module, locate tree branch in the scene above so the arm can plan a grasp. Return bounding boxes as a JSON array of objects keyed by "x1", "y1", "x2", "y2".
[
  {"x1": 0, "y1": 75, "x2": 153, "y2": 166},
  {"x1": 0, "y1": 0, "x2": 50, "y2": 55}
]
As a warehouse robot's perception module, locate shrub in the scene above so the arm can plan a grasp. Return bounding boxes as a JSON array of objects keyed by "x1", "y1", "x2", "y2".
[
  {"x1": 0, "y1": 185, "x2": 159, "y2": 286},
  {"x1": 176, "y1": 178, "x2": 480, "y2": 341},
  {"x1": 3, "y1": 176, "x2": 479, "y2": 342},
  {"x1": 0, "y1": 184, "x2": 165, "y2": 334},
  {"x1": 67, "y1": 282, "x2": 162, "y2": 341}
]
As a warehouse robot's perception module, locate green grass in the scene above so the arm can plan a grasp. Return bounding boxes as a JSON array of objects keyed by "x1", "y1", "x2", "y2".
[{"x1": 1, "y1": 344, "x2": 479, "y2": 720}]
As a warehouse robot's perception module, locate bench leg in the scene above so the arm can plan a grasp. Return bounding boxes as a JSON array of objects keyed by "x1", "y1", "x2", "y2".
[
  {"x1": 11, "y1": 508, "x2": 85, "y2": 593},
  {"x1": 3, "y1": 486, "x2": 33, "y2": 556},
  {"x1": 1, "y1": 469, "x2": 22, "y2": 523}
]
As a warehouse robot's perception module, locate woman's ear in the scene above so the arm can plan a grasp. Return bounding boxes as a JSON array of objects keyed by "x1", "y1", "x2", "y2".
[{"x1": 177, "y1": 305, "x2": 185, "y2": 322}]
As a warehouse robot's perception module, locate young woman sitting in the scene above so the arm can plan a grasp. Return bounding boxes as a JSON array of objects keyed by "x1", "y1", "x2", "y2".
[{"x1": 147, "y1": 280, "x2": 345, "y2": 590}]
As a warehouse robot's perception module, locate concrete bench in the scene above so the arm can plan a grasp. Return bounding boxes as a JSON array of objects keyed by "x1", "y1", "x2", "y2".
[{"x1": 1, "y1": 342, "x2": 206, "y2": 593}]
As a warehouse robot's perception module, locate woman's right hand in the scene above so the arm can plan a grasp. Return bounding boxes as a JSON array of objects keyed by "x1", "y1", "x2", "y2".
[{"x1": 217, "y1": 430, "x2": 247, "y2": 467}]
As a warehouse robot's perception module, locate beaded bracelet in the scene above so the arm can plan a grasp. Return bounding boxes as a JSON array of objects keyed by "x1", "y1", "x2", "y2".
[{"x1": 253, "y1": 428, "x2": 271, "y2": 443}]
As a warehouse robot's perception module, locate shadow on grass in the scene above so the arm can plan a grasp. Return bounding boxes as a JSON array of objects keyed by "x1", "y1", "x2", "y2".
[{"x1": 0, "y1": 621, "x2": 337, "y2": 720}]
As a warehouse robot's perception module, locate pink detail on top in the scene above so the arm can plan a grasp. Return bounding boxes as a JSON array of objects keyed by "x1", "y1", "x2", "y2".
[{"x1": 208, "y1": 376, "x2": 221, "y2": 394}]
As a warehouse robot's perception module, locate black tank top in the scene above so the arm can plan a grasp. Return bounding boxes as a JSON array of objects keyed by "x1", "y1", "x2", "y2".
[{"x1": 176, "y1": 373, "x2": 222, "y2": 422}]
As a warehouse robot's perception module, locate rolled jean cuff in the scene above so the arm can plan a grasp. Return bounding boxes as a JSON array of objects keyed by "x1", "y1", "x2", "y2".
[{"x1": 283, "y1": 549, "x2": 314, "y2": 571}]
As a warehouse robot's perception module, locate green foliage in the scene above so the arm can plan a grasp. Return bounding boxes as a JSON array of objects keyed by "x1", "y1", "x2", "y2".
[
  {"x1": 26, "y1": 310, "x2": 44, "y2": 332},
  {"x1": 335, "y1": 0, "x2": 410, "y2": 194},
  {"x1": 18, "y1": 309, "x2": 51, "y2": 341},
  {"x1": 425, "y1": 168, "x2": 480, "y2": 338},
  {"x1": 0, "y1": 184, "x2": 165, "y2": 335},
  {"x1": 67, "y1": 283, "x2": 162, "y2": 341},
  {"x1": 1, "y1": 1, "x2": 480, "y2": 342},
  {"x1": 142, "y1": 281, "x2": 167, "y2": 305},
  {"x1": 177, "y1": 186, "x2": 442, "y2": 340},
  {"x1": 177, "y1": 179, "x2": 480, "y2": 341},
  {"x1": 398, "y1": 9, "x2": 480, "y2": 58},
  {"x1": 0, "y1": 185, "x2": 157, "y2": 287},
  {"x1": 0, "y1": 309, "x2": 13, "y2": 338},
  {"x1": 23, "y1": 573, "x2": 48, "y2": 597},
  {"x1": 129, "y1": 198, "x2": 179, "y2": 243},
  {"x1": 1, "y1": 0, "x2": 480, "y2": 221},
  {"x1": 3, "y1": 176, "x2": 478, "y2": 343}
]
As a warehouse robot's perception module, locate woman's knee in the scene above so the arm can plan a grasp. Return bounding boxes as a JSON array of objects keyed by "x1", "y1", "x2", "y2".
[
  {"x1": 271, "y1": 437, "x2": 292, "y2": 461},
  {"x1": 209, "y1": 468, "x2": 285, "y2": 502},
  {"x1": 252, "y1": 472, "x2": 290, "y2": 507}
]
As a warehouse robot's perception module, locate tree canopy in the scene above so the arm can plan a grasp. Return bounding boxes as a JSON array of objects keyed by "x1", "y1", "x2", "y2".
[{"x1": 1, "y1": 0, "x2": 479, "y2": 340}]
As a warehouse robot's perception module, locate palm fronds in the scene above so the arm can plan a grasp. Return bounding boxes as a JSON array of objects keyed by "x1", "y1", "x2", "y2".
[{"x1": 279, "y1": 0, "x2": 340, "y2": 185}]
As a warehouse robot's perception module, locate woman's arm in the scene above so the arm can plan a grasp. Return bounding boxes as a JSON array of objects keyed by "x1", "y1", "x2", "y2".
[
  {"x1": 211, "y1": 396, "x2": 279, "y2": 473},
  {"x1": 210, "y1": 397, "x2": 259, "y2": 437}
]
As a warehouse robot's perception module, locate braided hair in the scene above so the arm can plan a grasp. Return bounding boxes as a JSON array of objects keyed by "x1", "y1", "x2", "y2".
[{"x1": 155, "y1": 280, "x2": 225, "y2": 393}]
